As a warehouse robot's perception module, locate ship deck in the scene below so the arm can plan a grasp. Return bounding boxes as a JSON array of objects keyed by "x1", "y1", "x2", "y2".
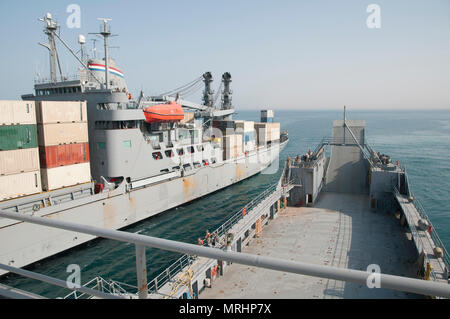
[{"x1": 200, "y1": 192, "x2": 422, "y2": 299}]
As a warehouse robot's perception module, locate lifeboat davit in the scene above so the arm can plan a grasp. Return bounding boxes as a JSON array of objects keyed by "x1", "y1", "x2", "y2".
[{"x1": 143, "y1": 101, "x2": 184, "y2": 123}]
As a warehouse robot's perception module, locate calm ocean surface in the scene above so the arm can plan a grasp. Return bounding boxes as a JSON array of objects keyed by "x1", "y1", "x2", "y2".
[{"x1": 1, "y1": 110, "x2": 449, "y2": 298}]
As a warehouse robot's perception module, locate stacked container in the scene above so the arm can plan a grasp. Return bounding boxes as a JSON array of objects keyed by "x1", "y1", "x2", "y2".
[
  {"x1": 0, "y1": 101, "x2": 42, "y2": 200},
  {"x1": 254, "y1": 122, "x2": 281, "y2": 146},
  {"x1": 212, "y1": 120, "x2": 235, "y2": 136},
  {"x1": 222, "y1": 134, "x2": 243, "y2": 160},
  {"x1": 37, "y1": 101, "x2": 91, "y2": 191},
  {"x1": 261, "y1": 110, "x2": 274, "y2": 123},
  {"x1": 235, "y1": 120, "x2": 255, "y2": 153}
]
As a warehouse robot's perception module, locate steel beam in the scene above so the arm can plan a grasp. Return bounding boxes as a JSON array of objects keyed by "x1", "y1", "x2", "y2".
[{"x1": 135, "y1": 244, "x2": 148, "y2": 299}]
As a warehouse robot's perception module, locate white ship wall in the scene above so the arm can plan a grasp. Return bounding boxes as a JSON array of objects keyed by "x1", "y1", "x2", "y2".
[{"x1": 0, "y1": 142, "x2": 283, "y2": 275}]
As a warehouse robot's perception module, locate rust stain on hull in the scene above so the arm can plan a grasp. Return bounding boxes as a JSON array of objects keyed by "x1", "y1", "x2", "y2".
[
  {"x1": 183, "y1": 176, "x2": 196, "y2": 199},
  {"x1": 235, "y1": 163, "x2": 246, "y2": 181},
  {"x1": 103, "y1": 202, "x2": 117, "y2": 229}
]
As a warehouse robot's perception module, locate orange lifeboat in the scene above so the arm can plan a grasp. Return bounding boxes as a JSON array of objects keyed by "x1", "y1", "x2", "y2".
[{"x1": 143, "y1": 101, "x2": 184, "y2": 123}]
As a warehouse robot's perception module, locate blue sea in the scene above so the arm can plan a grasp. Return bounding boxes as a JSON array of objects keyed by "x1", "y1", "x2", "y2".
[{"x1": 1, "y1": 110, "x2": 449, "y2": 298}]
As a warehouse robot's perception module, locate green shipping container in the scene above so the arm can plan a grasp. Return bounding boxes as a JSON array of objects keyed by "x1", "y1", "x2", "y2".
[{"x1": 0, "y1": 124, "x2": 38, "y2": 151}]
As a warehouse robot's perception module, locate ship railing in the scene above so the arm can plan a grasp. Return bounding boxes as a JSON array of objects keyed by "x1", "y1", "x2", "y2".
[
  {"x1": 393, "y1": 186, "x2": 449, "y2": 282},
  {"x1": 211, "y1": 182, "x2": 280, "y2": 240},
  {"x1": 398, "y1": 169, "x2": 450, "y2": 273},
  {"x1": 146, "y1": 254, "x2": 196, "y2": 295},
  {"x1": 64, "y1": 276, "x2": 131, "y2": 299},
  {"x1": 414, "y1": 197, "x2": 450, "y2": 270},
  {"x1": 2, "y1": 204, "x2": 450, "y2": 299},
  {"x1": 34, "y1": 74, "x2": 81, "y2": 84},
  {"x1": 145, "y1": 181, "x2": 286, "y2": 295},
  {"x1": 301, "y1": 136, "x2": 377, "y2": 168},
  {"x1": 403, "y1": 166, "x2": 450, "y2": 271}
]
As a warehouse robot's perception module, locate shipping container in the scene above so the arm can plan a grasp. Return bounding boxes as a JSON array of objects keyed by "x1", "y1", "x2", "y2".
[
  {"x1": 254, "y1": 122, "x2": 280, "y2": 145},
  {"x1": 41, "y1": 162, "x2": 91, "y2": 191},
  {"x1": 261, "y1": 117, "x2": 274, "y2": 123},
  {"x1": 39, "y1": 143, "x2": 90, "y2": 168},
  {"x1": 235, "y1": 120, "x2": 254, "y2": 133},
  {"x1": 0, "y1": 125, "x2": 38, "y2": 150},
  {"x1": 213, "y1": 120, "x2": 235, "y2": 129},
  {"x1": 0, "y1": 170, "x2": 42, "y2": 200},
  {"x1": 37, "y1": 101, "x2": 87, "y2": 124},
  {"x1": 222, "y1": 134, "x2": 243, "y2": 160},
  {"x1": 0, "y1": 100, "x2": 36, "y2": 125},
  {"x1": 261, "y1": 110, "x2": 274, "y2": 118},
  {"x1": 0, "y1": 148, "x2": 40, "y2": 176},
  {"x1": 179, "y1": 112, "x2": 194, "y2": 124},
  {"x1": 37, "y1": 122, "x2": 89, "y2": 146}
]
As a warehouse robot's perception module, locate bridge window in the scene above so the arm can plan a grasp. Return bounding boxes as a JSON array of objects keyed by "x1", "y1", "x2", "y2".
[
  {"x1": 183, "y1": 163, "x2": 192, "y2": 171},
  {"x1": 187, "y1": 146, "x2": 195, "y2": 154},
  {"x1": 165, "y1": 150, "x2": 174, "y2": 158},
  {"x1": 152, "y1": 152, "x2": 163, "y2": 160},
  {"x1": 177, "y1": 148, "x2": 184, "y2": 156}
]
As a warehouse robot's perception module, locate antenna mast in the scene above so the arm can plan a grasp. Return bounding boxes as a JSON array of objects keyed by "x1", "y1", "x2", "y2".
[
  {"x1": 38, "y1": 13, "x2": 59, "y2": 83},
  {"x1": 98, "y1": 18, "x2": 112, "y2": 89}
]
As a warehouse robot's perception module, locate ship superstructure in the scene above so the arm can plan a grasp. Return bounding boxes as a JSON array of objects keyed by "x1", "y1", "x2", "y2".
[{"x1": 0, "y1": 13, "x2": 288, "y2": 275}]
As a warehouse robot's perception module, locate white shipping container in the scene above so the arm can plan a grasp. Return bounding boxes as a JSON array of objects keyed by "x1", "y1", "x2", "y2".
[
  {"x1": 261, "y1": 110, "x2": 274, "y2": 118},
  {"x1": 38, "y1": 122, "x2": 89, "y2": 146},
  {"x1": 0, "y1": 170, "x2": 42, "y2": 200},
  {"x1": 254, "y1": 122, "x2": 280, "y2": 144},
  {"x1": 223, "y1": 134, "x2": 243, "y2": 160},
  {"x1": 0, "y1": 100, "x2": 36, "y2": 125},
  {"x1": 41, "y1": 162, "x2": 91, "y2": 191},
  {"x1": 37, "y1": 101, "x2": 87, "y2": 124},
  {"x1": 235, "y1": 120, "x2": 254, "y2": 133},
  {"x1": 0, "y1": 148, "x2": 40, "y2": 176}
]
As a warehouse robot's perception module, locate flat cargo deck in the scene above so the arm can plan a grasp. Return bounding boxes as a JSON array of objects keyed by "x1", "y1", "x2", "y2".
[{"x1": 201, "y1": 192, "x2": 421, "y2": 299}]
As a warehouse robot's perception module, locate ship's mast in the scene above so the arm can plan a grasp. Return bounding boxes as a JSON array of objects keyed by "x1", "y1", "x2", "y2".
[
  {"x1": 98, "y1": 19, "x2": 112, "y2": 89},
  {"x1": 38, "y1": 13, "x2": 59, "y2": 83}
]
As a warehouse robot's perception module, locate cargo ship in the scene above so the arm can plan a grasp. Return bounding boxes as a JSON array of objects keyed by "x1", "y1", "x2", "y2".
[{"x1": 0, "y1": 13, "x2": 288, "y2": 276}]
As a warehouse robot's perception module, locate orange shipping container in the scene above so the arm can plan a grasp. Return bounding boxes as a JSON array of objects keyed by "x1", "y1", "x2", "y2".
[{"x1": 39, "y1": 143, "x2": 90, "y2": 168}]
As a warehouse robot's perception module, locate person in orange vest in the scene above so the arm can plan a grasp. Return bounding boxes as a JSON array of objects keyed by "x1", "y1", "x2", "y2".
[
  {"x1": 205, "y1": 230, "x2": 211, "y2": 246},
  {"x1": 197, "y1": 238, "x2": 204, "y2": 246}
]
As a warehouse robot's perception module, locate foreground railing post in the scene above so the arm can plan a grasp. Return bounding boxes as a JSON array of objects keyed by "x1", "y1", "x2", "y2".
[{"x1": 135, "y1": 244, "x2": 148, "y2": 299}]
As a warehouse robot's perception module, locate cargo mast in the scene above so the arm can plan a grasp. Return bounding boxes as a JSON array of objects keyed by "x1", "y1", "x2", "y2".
[{"x1": 202, "y1": 72, "x2": 214, "y2": 107}]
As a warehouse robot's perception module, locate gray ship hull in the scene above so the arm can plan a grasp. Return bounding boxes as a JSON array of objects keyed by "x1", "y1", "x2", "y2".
[{"x1": 0, "y1": 141, "x2": 286, "y2": 276}]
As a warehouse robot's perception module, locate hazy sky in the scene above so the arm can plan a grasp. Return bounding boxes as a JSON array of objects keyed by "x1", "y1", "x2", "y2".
[{"x1": 0, "y1": 0, "x2": 449, "y2": 110}]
